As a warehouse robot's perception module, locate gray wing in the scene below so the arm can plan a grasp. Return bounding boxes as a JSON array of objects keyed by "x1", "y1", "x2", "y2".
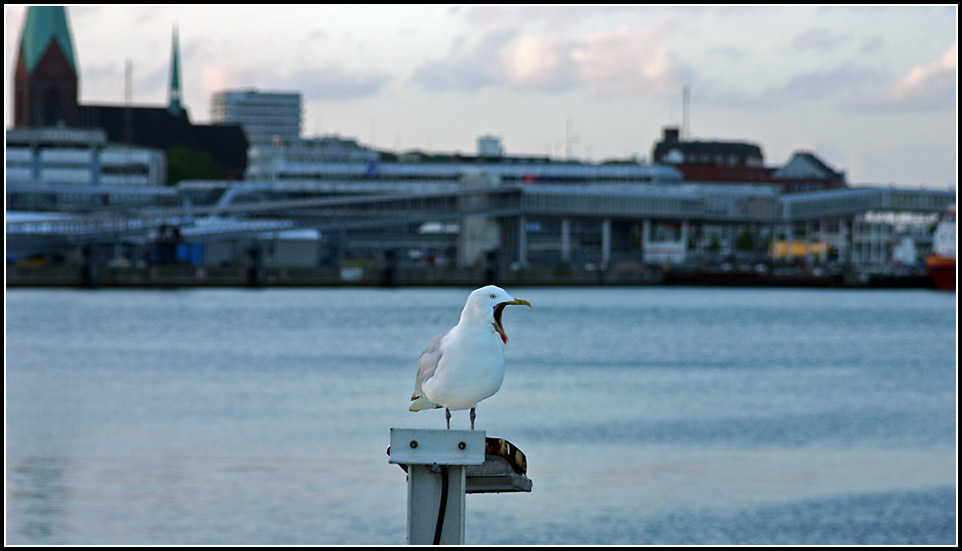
[{"x1": 411, "y1": 329, "x2": 448, "y2": 403}]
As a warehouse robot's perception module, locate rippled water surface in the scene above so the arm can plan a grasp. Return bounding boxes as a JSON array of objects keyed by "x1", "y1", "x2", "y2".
[{"x1": 5, "y1": 287, "x2": 957, "y2": 544}]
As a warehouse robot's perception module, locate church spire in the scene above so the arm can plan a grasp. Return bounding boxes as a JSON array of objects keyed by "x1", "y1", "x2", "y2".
[
  {"x1": 19, "y1": 6, "x2": 77, "y2": 74},
  {"x1": 168, "y1": 24, "x2": 182, "y2": 116},
  {"x1": 14, "y1": 6, "x2": 79, "y2": 127}
]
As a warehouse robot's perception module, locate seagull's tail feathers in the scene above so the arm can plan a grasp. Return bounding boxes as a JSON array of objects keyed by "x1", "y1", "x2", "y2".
[{"x1": 409, "y1": 394, "x2": 437, "y2": 412}]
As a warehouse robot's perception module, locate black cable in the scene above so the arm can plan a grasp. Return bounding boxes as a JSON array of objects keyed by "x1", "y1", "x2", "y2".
[{"x1": 434, "y1": 465, "x2": 449, "y2": 545}]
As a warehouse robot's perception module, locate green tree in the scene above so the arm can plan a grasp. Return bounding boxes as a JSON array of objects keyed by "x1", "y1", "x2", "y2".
[
  {"x1": 735, "y1": 228, "x2": 755, "y2": 251},
  {"x1": 166, "y1": 146, "x2": 221, "y2": 186}
]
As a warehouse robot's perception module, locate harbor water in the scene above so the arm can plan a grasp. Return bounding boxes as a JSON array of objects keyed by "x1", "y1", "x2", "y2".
[{"x1": 5, "y1": 287, "x2": 957, "y2": 545}]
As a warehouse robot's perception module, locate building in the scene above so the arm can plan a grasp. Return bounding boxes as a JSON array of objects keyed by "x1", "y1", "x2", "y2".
[
  {"x1": 211, "y1": 88, "x2": 380, "y2": 178},
  {"x1": 247, "y1": 135, "x2": 380, "y2": 180},
  {"x1": 5, "y1": 126, "x2": 169, "y2": 212},
  {"x1": 651, "y1": 126, "x2": 770, "y2": 186},
  {"x1": 477, "y1": 135, "x2": 504, "y2": 158},
  {"x1": 771, "y1": 151, "x2": 847, "y2": 193},
  {"x1": 651, "y1": 126, "x2": 846, "y2": 193},
  {"x1": 210, "y1": 89, "x2": 302, "y2": 149},
  {"x1": 6, "y1": 127, "x2": 166, "y2": 188},
  {"x1": 246, "y1": 133, "x2": 682, "y2": 186},
  {"x1": 12, "y1": 6, "x2": 80, "y2": 128},
  {"x1": 653, "y1": 126, "x2": 765, "y2": 168},
  {"x1": 10, "y1": 6, "x2": 248, "y2": 182},
  {"x1": 75, "y1": 104, "x2": 248, "y2": 180},
  {"x1": 210, "y1": 88, "x2": 383, "y2": 179}
]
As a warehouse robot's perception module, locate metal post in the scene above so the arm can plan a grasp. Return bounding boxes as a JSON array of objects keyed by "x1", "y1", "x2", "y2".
[
  {"x1": 843, "y1": 216, "x2": 852, "y2": 266},
  {"x1": 388, "y1": 428, "x2": 533, "y2": 545},
  {"x1": 642, "y1": 219, "x2": 651, "y2": 263},
  {"x1": 407, "y1": 464, "x2": 467, "y2": 544},
  {"x1": 680, "y1": 220, "x2": 689, "y2": 263},
  {"x1": 389, "y1": 429, "x2": 484, "y2": 545},
  {"x1": 517, "y1": 215, "x2": 528, "y2": 267},
  {"x1": 561, "y1": 218, "x2": 571, "y2": 263},
  {"x1": 819, "y1": 219, "x2": 828, "y2": 265},
  {"x1": 786, "y1": 223, "x2": 794, "y2": 263},
  {"x1": 601, "y1": 217, "x2": 611, "y2": 268}
]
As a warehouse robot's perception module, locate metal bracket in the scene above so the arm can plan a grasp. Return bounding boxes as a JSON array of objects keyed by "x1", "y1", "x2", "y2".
[{"x1": 388, "y1": 428, "x2": 485, "y2": 466}]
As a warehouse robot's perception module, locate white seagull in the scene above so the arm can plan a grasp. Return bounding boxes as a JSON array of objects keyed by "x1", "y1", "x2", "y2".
[{"x1": 409, "y1": 285, "x2": 531, "y2": 430}]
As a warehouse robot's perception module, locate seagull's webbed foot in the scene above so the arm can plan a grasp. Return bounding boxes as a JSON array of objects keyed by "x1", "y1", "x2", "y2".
[
  {"x1": 445, "y1": 408, "x2": 451, "y2": 429},
  {"x1": 470, "y1": 407, "x2": 476, "y2": 430}
]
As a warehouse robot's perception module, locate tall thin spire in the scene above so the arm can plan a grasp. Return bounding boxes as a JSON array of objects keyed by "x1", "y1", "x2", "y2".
[{"x1": 168, "y1": 24, "x2": 182, "y2": 116}]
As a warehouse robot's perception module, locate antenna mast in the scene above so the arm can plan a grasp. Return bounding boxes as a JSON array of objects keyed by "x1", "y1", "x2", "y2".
[
  {"x1": 682, "y1": 85, "x2": 690, "y2": 140},
  {"x1": 124, "y1": 58, "x2": 132, "y2": 144}
]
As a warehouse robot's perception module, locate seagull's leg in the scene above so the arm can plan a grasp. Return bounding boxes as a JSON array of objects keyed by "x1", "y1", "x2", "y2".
[
  {"x1": 470, "y1": 407, "x2": 476, "y2": 430},
  {"x1": 445, "y1": 408, "x2": 451, "y2": 429}
]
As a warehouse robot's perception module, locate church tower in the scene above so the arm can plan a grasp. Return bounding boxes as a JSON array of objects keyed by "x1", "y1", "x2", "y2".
[
  {"x1": 168, "y1": 24, "x2": 183, "y2": 116},
  {"x1": 13, "y1": 6, "x2": 80, "y2": 127}
]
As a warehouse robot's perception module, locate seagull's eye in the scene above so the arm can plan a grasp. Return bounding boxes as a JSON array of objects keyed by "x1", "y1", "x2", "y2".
[{"x1": 489, "y1": 294, "x2": 497, "y2": 299}]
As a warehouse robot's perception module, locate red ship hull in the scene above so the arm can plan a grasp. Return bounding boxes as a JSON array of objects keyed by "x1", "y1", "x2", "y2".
[{"x1": 926, "y1": 255, "x2": 956, "y2": 290}]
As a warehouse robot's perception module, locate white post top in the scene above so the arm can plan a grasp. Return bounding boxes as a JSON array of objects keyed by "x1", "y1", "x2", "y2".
[{"x1": 389, "y1": 428, "x2": 486, "y2": 466}]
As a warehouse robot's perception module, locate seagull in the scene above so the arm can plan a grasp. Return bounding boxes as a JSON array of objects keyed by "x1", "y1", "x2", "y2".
[{"x1": 409, "y1": 285, "x2": 531, "y2": 430}]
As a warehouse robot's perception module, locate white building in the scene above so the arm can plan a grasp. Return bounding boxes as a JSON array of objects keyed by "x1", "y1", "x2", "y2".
[
  {"x1": 211, "y1": 88, "x2": 380, "y2": 179},
  {"x1": 249, "y1": 154, "x2": 682, "y2": 187},
  {"x1": 5, "y1": 127, "x2": 166, "y2": 187},
  {"x1": 477, "y1": 135, "x2": 504, "y2": 158},
  {"x1": 247, "y1": 135, "x2": 380, "y2": 180},
  {"x1": 210, "y1": 89, "x2": 302, "y2": 148}
]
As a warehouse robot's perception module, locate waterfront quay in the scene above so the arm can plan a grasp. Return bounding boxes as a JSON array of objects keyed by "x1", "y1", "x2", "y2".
[
  {"x1": 6, "y1": 177, "x2": 953, "y2": 290},
  {"x1": 3, "y1": 261, "x2": 936, "y2": 289}
]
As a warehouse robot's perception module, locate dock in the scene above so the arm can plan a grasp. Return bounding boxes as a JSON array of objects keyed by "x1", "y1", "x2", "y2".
[{"x1": 5, "y1": 262, "x2": 937, "y2": 289}]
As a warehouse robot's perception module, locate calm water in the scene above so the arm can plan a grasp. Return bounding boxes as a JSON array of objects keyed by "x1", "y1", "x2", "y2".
[{"x1": 5, "y1": 286, "x2": 957, "y2": 545}]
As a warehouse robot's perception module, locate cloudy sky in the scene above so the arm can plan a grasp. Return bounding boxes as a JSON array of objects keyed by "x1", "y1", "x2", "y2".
[{"x1": 4, "y1": 5, "x2": 957, "y2": 189}]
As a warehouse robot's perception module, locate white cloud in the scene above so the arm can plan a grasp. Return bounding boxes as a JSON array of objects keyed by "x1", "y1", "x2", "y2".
[
  {"x1": 501, "y1": 34, "x2": 574, "y2": 91},
  {"x1": 886, "y1": 43, "x2": 956, "y2": 109},
  {"x1": 843, "y1": 43, "x2": 957, "y2": 112},
  {"x1": 412, "y1": 22, "x2": 679, "y2": 98},
  {"x1": 571, "y1": 24, "x2": 677, "y2": 97}
]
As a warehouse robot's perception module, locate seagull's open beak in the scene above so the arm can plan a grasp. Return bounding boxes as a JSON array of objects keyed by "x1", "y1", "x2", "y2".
[{"x1": 492, "y1": 299, "x2": 531, "y2": 343}]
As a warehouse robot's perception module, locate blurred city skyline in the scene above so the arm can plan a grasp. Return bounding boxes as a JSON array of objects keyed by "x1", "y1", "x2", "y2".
[{"x1": 4, "y1": 5, "x2": 957, "y2": 189}]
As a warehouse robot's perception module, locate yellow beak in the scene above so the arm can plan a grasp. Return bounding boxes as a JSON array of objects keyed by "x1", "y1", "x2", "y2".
[{"x1": 493, "y1": 298, "x2": 531, "y2": 343}]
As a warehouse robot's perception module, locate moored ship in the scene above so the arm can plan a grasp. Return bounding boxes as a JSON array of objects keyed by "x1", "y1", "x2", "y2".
[{"x1": 925, "y1": 205, "x2": 956, "y2": 290}]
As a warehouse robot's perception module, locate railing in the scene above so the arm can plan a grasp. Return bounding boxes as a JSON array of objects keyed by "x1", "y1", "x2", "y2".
[
  {"x1": 7, "y1": 183, "x2": 954, "y2": 245},
  {"x1": 6, "y1": 214, "x2": 189, "y2": 240}
]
